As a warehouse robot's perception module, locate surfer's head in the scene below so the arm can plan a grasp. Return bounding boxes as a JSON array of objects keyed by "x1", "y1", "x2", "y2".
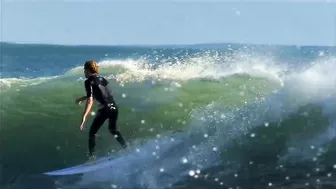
[{"x1": 84, "y1": 60, "x2": 99, "y2": 78}]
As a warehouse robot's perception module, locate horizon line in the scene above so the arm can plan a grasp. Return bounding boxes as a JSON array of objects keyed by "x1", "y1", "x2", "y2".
[{"x1": 1, "y1": 41, "x2": 336, "y2": 48}]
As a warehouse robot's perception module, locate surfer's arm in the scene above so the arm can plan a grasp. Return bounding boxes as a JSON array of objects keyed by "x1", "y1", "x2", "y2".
[
  {"x1": 79, "y1": 97, "x2": 93, "y2": 129},
  {"x1": 82, "y1": 80, "x2": 94, "y2": 119},
  {"x1": 82, "y1": 97, "x2": 93, "y2": 119}
]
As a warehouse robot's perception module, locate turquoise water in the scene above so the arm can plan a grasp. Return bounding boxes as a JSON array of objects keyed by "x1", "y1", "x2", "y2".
[{"x1": 1, "y1": 42, "x2": 336, "y2": 189}]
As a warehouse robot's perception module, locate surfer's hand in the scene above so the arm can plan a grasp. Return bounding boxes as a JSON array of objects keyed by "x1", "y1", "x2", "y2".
[
  {"x1": 80, "y1": 123, "x2": 84, "y2": 130},
  {"x1": 75, "y1": 98, "x2": 82, "y2": 104},
  {"x1": 76, "y1": 97, "x2": 84, "y2": 104},
  {"x1": 79, "y1": 117, "x2": 86, "y2": 130},
  {"x1": 76, "y1": 96, "x2": 87, "y2": 104}
]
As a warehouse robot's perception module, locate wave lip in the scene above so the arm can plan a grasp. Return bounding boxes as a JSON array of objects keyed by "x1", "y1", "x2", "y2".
[
  {"x1": 0, "y1": 76, "x2": 57, "y2": 92},
  {"x1": 68, "y1": 52, "x2": 287, "y2": 85}
]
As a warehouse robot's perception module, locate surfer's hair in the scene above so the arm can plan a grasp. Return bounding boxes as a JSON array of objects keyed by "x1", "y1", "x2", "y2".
[{"x1": 84, "y1": 60, "x2": 99, "y2": 74}]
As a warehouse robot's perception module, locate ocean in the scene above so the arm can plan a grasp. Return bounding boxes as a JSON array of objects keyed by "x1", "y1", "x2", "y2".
[{"x1": 1, "y1": 42, "x2": 336, "y2": 189}]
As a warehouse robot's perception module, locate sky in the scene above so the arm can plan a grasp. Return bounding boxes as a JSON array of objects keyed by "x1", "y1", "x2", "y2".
[{"x1": 1, "y1": 0, "x2": 336, "y2": 46}]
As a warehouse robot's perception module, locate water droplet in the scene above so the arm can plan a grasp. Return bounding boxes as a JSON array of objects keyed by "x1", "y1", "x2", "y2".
[
  {"x1": 286, "y1": 176, "x2": 290, "y2": 180},
  {"x1": 110, "y1": 184, "x2": 117, "y2": 188},
  {"x1": 204, "y1": 134, "x2": 208, "y2": 138},
  {"x1": 160, "y1": 168, "x2": 164, "y2": 172},
  {"x1": 250, "y1": 133, "x2": 255, "y2": 137},
  {"x1": 268, "y1": 182, "x2": 272, "y2": 186},
  {"x1": 327, "y1": 173, "x2": 332, "y2": 177},
  {"x1": 318, "y1": 51, "x2": 325, "y2": 56},
  {"x1": 214, "y1": 178, "x2": 219, "y2": 182},
  {"x1": 212, "y1": 147, "x2": 218, "y2": 152},
  {"x1": 264, "y1": 122, "x2": 269, "y2": 127},
  {"x1": 182, "y1": 157, "x2": 188, "y2": 164},
  {"x1": 122, "y1": 93, "x2": 127, "y2": 98},
  {"x1": 189, "y1": 170, "x2": 195, "y2": 176},
  {"x1": 141, "y1": 120, "x2": 145, "y2": 124},
  {"x1": 90, "y1": 111, "x2": 96, "y2": 116},
  {"x1": 310, "y1": 145, "x2": 315, "y2": 149}
]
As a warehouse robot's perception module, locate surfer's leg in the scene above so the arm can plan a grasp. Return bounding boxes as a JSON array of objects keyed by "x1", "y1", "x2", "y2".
[
  {"x1": 88, "y1": 111, "x2": 107, "y2": 156},
  {"x1": 108, "y1": 108, "x2": 127, "y2": 148}
]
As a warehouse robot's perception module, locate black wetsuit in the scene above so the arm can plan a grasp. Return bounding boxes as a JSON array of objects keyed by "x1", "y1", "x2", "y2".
[{"x1": 85, "y1": 74, "x2": 127, "y2": 157}]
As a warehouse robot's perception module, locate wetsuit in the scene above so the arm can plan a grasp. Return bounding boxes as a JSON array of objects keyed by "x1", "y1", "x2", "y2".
[{"x1": 85, "y1": 74, "x2": 127, "y2": 157}]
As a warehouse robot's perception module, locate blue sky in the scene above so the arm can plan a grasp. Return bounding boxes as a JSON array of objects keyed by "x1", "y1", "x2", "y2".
[{"x1": 1, "y1": 0, "x2": 336, "y2": 46}]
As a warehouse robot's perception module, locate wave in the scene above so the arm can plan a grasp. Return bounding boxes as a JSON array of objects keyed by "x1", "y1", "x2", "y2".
[
  {"x1": 55, "y1": 57, "x2": 336, "y2": 189},
  {"x1": 1, "y1": 53, "x2": 336, "y2": 189}
]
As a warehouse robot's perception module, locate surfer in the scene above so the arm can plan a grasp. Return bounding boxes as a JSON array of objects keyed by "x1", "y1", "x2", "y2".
[{"x1": 76, "y1": 60, "x2": 127, "y2": 160}]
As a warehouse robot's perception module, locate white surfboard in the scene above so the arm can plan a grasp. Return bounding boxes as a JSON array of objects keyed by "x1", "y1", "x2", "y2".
[{"x1": 43, "y1": 155, "x2": 118, "y2": 176}]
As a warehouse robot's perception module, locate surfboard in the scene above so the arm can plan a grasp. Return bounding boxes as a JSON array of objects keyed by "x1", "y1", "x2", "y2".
[
  {"x1": 44, "y1": 131, "x2": 184, "y2": 176},
  {"x1": 43, "y1": 155, "x2": 118, "y2": 176}
]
